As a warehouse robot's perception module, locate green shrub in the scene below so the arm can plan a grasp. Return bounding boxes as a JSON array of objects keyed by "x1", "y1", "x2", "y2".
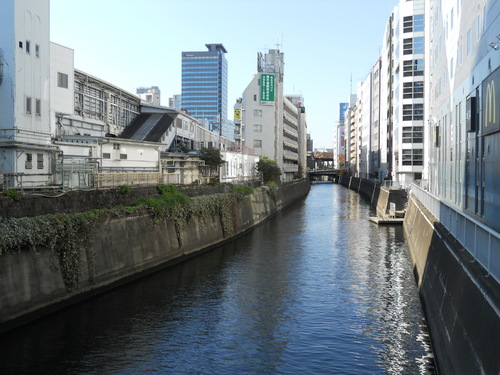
[
  {"x1": 231, "y1": 186, "x2": 254, "y2": 195},
  {"x1": 3, "y1": 189, "x2": 21, "y2": 201},
  {"x1": 156, "y1": 184, "x2": 179, "y2": 195},
  {"x1": 119, "y1": 185, "x2": 131, "y2": 195}
]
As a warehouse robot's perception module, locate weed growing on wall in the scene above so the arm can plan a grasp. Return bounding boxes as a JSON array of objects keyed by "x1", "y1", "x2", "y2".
[
  {"x1": 3, "y1": 189, "x2": 21, "y2": 201},
  {"x1": 0, "y1": 209, "x2": 106, "y2": 291},
  {"x1": 0, "y1": 184, "x2": 254, "y2": 291}
]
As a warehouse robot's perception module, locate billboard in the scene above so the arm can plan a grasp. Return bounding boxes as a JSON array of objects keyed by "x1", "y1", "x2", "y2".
[
  {"x1": 483, "y1": 67, "x2": 500, "y2": 135},
  {"x1": 339, "y1": 103, "x2": 349, "y2": 121},
  {"x1": 234, "y1": 109, "x2": 241, "y2": 120},
  {"x1": 260, "y1": 74, "x2": 275, "y2": 102}
]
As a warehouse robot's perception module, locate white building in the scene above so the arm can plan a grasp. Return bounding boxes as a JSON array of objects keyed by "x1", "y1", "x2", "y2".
[
  {"x1": 358, "y1": 74, "x2": 372, "y2": 179},
  {"x1": 391, "y1": 0, "x2": 426, "y2": 186},
  {"x1": 235, "y1": 50, "x2": 307, "y2": 182},
  {"x1": 137, "y1": 86, "x2": 161, "y2": 106},
  {"x1": 0, "y1": 0, "x2": 55, "y2": 188}
]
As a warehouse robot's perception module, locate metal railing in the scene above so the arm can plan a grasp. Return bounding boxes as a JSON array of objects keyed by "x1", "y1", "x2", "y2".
[
  {"x1": 411, "y1": 182, "x2": 500, "y2": 283},
  {"x1": 96, "y1": 172, "x2": 161, "y2": 189}
]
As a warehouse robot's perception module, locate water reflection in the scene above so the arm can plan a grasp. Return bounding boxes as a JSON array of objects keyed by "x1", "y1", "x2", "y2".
[{"x1": 0, "y1": 184, "x2": 435, "y2": 374}]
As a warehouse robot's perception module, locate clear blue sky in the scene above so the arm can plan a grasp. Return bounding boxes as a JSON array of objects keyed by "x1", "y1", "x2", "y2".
[{"x1": 50, "y1": 0, "x2": 398, "y2": 149}]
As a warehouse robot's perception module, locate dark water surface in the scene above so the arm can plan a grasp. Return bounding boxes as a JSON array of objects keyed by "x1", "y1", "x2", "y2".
[{"x1": 0, "y1": 184, "x2": 436, "y2": 374}]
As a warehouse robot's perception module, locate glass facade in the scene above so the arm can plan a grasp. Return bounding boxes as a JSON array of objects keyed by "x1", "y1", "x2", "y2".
[{"x1": 181, "y1": 44, "x2": 228, "y2": 137}]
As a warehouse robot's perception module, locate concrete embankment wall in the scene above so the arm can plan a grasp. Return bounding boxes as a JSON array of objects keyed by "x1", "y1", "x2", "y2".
[
  {"x1": 0, "y1": 180, "x2": 310, "y2": 332},
  {"x1": 404, "y1": 194, "x2": 500, "y2": 375},
  {"x1": 338, "y1": 175, "x2": 406, "y2": 216}
]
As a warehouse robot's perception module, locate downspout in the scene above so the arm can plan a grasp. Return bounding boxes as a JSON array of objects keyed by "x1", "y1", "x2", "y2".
[{"x1": 0, "y1": 48, "x2": 4, "y2": 85}]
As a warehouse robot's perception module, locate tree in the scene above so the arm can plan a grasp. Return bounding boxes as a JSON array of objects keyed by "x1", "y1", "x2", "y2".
[
  {"x1": 199, "y1": 147, "x2": 224, "y2": 181},
  {"x1": 256, "y1": 156, "x2": 281, "y2": 183}
]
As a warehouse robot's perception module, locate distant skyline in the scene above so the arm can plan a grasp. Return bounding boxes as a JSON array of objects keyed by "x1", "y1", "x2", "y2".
[{"x1": 50, "y1": 0, "x2": 399, "y2": 149}]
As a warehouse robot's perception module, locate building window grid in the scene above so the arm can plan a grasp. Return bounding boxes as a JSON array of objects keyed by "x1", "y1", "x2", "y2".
[
  {"x1": 403, "y1": 103, "x2": 424, "y2": 121},
  {"x1": 403, "y1": 14, "x2": 424, "y2": 33},
  {"x1": 403, "y1": 81, "x2": 424, "y2": 99},
  {"x1": 403, "y1": 59, "x2": 424, "y2": 77},
  {"x1": 402, "y1": 126, "x2": 424, "y2": 143},
  {"x1": 403, "y1": 37, "x2": 424, "y2": 55},
  {"x1": 402, "y1": 149, "x2": 423, "y2": 166}
]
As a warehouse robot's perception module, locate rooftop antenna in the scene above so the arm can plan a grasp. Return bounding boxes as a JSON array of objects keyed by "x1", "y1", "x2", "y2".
[{"x1": 350, "y1": 73, "x2": 352, "y2": 96}]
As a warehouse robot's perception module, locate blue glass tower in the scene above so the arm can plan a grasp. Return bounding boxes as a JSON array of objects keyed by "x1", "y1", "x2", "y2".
[{"x1": 181, "y1": 44, "x2": 228, "y2": 137}]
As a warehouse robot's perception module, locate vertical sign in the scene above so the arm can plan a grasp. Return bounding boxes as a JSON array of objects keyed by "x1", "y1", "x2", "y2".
[
  {"x1": 234, "y1": 109, "x2": 241, "y2": 120},
  {"x1": 339, "y1": 103, "x2": 349, "y2": 121},
  {"x1": 260, "y1": 74, "x2": 275, "y2": 102},
  {"x1": 483, "y1": 67, "x2": 500, "y2": 135},
  {"x1": 466, "y1": 96, "x2": 476, "y2": 132}
]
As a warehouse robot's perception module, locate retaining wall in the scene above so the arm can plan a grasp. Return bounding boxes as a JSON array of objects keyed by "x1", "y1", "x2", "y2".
[
  {"x1": 0, "y1": 180, "x2": 310, "y2": 332},
  {"x1": 404, "y1": 194, "x2": 500, "y2": 375},
  {"x1": 338, "y1": 175, "x2": 406, "y2": 216}
]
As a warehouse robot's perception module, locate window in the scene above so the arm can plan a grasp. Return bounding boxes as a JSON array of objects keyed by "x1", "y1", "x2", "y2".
[
  {"x1": 253, "y1": 140, "x2": 262, "y2": 148},
  {"x1": 26, "y1": 97, "x2": 32, "y2": 114},
  {"x1": 103, "y1": 153, "x2": 111, "y2": 159},
  {"x1": 483, "y1": 5, "x2": 487, "y2": 33},
  {"x1": 254, "y1": 124, "x2": 262, "y2": 132},
  {"x1": 457, "y1": 42, "x2": 463, "y2": 66},
  {"x1": 35, "y1": 44, "x2": 40, "y2": 57},
  {"x1": 253, "y1": 109, "x2": 262, "y2": 117},
  {"x1": 35, "y1": 99, "x2": 41, "y2": 116},
  {"x1": 402, "y1": 149, "x2": 423, "y2": 166},
  {"x1": 403, "y1": 14, "x2": 424, "y2": 33},
  {"x1": 120, "y1": 154, "x2": 127, "y2": 160},
  {"x1": 57, "y1": 72, "x2": 68, "y2": 88},
  {"x1": 402, "y1": 126, "x2": 424, "y2": 143},
  {"x1": 25, "y1": 153, "x2": 32, "y2": 169},
  {"x1": 413, "y1": 37, "x2": 424, "y2": 54},
  {"x1": 467, "y1": 28, "x2": 472, "y2": 55},
  {"x1": 477, "y1": 15, "x2": 481, "y2": 40},
  {"x1": 19, "y1": 41, "x2": 23, "y2": 48},
  {"x1": 403, "y1": 37, "x2": 424, "y2": 55},
  {"x1": 403, "y1": 103, "x2": 424, "y2": 121},
  {"x1": 37, "y1": 154, "x2": 44, "y2": 169},
  {"x1": 403, "y1": 59, "x2": 424, "y2": 76},
  {"x1": 403, "y1": 81, "x2": 424, "y2": 98},
  {"x1": 26, "y1": 40, "x2": 30, "y2": 54}
]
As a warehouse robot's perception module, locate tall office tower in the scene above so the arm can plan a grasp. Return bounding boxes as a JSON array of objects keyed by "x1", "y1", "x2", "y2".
[{"x1": 181, "y1": 44, "x2": 228, "y2": 138}]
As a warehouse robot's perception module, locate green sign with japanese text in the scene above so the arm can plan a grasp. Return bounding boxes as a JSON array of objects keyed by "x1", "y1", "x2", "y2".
[{"x1": 260, "y1": 74, "x2": 275, "y2": 102}]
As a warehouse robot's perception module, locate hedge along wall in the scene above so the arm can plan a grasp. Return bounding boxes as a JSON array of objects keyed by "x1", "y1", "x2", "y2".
[{"x1": 0, "y1": 180, "x2": 310, "y2": 332}]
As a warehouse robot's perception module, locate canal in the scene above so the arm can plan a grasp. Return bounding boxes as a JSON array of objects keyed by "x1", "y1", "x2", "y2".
[{"x1": 0, "y1": 183, "x2": 436, "y2": 374}]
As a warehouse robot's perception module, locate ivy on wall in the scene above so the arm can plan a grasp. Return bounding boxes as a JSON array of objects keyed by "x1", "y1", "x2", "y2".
[{"x1": 0, "y1": 184, "x2": 265, "y2": 292}]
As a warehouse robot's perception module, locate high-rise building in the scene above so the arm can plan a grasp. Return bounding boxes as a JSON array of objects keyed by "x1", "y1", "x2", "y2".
[
  {"x1": 181, "y1": 44, "x2": 229, "y2": 138},
  {"x1": 391, "y1": 0, "x2": 426, "y2": 186}
]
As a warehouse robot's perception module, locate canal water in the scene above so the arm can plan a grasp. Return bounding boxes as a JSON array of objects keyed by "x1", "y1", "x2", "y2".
[{"x1": 0, "y1": 184, "x2": 436, "y2": 374}]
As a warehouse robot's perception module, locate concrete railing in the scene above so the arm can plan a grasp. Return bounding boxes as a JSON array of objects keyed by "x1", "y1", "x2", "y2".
[{"x1": 410, "y1": 183, "x2": 500, "y2": 284}]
